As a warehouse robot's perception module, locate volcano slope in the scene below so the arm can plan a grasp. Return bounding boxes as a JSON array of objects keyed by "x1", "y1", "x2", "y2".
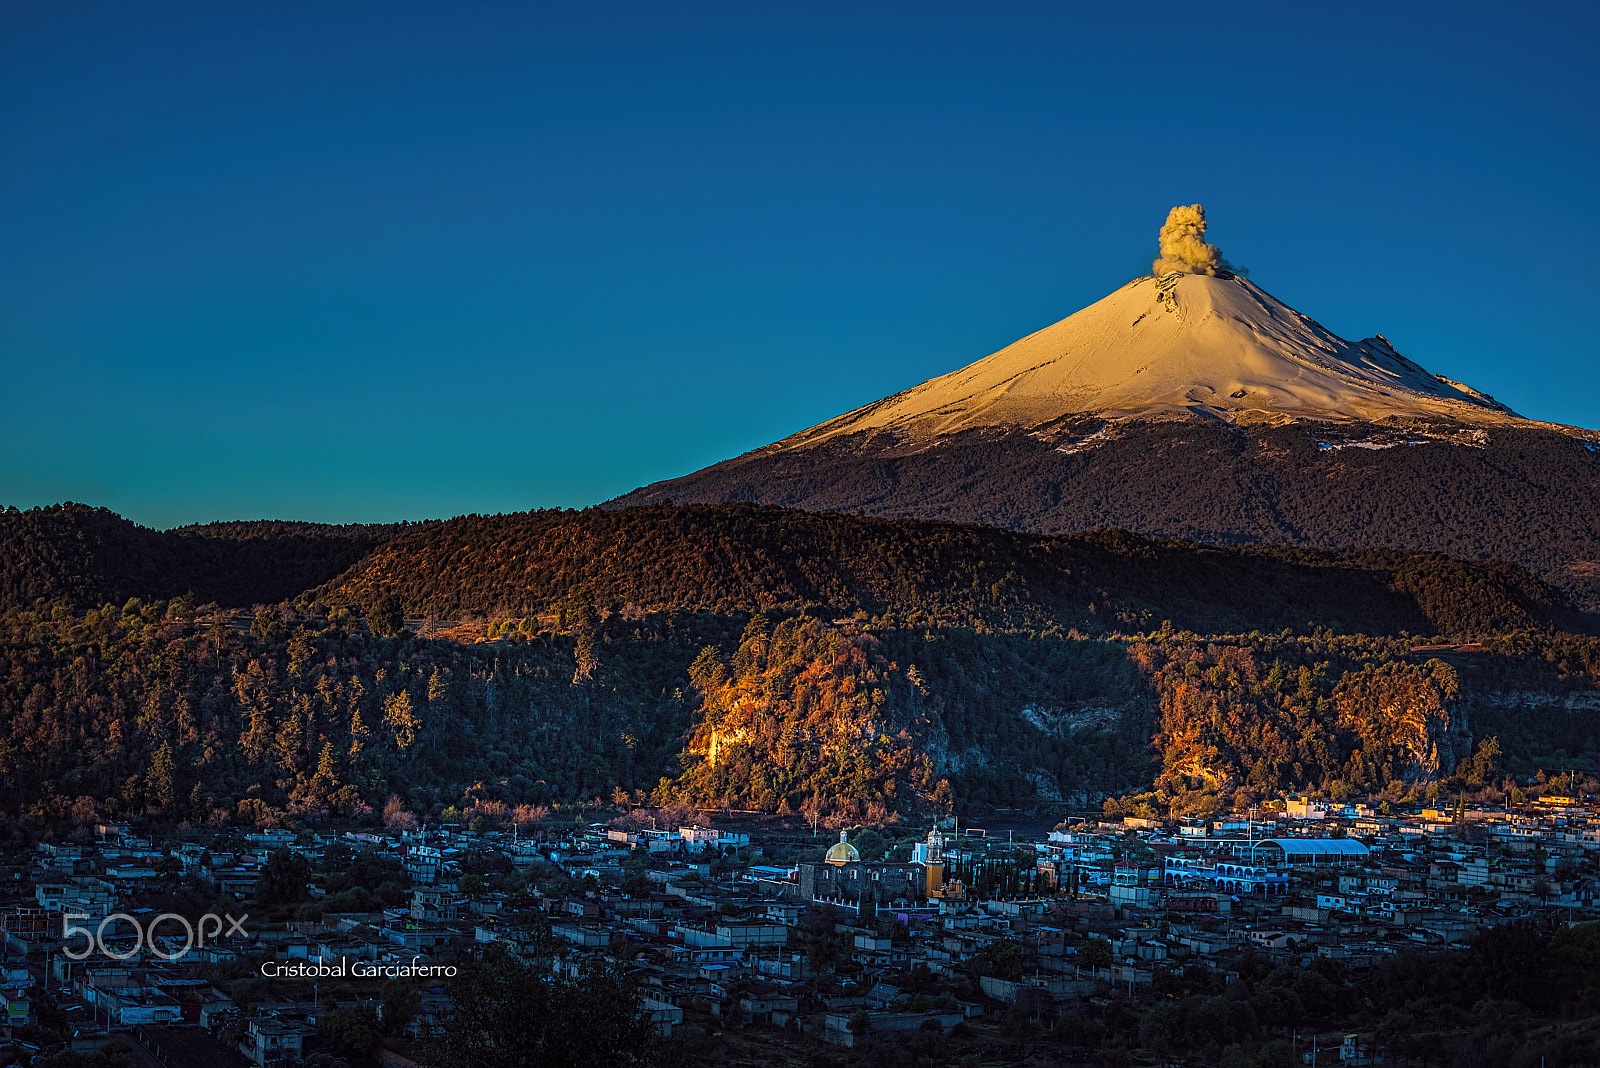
[{"x1": 614, "y1": 420, "x2": 1600, "y2": 611}]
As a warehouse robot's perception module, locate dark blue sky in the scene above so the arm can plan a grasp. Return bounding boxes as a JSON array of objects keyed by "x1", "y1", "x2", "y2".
[{"x1": 3, "y1": 1, "x2": 1597, "y2": 527}]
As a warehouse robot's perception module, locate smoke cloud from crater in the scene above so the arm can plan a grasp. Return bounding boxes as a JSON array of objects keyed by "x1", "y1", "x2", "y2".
[{"x1": 1153, "y1": 203, "x2": 1222, "y2": 277}]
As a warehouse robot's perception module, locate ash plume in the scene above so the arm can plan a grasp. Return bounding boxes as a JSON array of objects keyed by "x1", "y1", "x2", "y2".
[{"x1": 1152, "y1": 203, "x2": 1222, "y2": 277}]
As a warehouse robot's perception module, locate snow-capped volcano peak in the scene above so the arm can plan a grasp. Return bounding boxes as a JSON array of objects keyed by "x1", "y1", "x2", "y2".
[{"x1": 782, "y1": 267, "x2": 1525, "y2": 449}]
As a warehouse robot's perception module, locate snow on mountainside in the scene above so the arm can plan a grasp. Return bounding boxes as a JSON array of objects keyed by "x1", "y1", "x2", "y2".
[{"x1": 779, "y1": 270, "x2": 1533, "y2": 450}]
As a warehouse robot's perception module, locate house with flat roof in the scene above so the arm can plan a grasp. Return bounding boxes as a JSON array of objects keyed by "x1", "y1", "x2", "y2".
[
  {"x1": 1247, "y1": 838, "x2": 1371, "y2": 866},
  {"x1": 239, "y1": 1016, "x2": 311, "y2": 1066}
]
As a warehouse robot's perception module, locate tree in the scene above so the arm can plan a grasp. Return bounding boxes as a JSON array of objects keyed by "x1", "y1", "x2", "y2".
[
  {"x1": 320, "y1": 1005, "x2": 379, "y2": 1054},
  {"x1": 562, "y1": 588, "x2": 600, "y2": 685},
  {"x1": 852, "y1": 829, "x2": 888, "y2": 861},
  {"x1": 321, "y1": 840, "x2": 355, "y2": 872},
  {"x1": 154, "y1": 851, "x2": 181, "y2": 884},
  {"x1": 257, "y1": 848, "x2": 311, "y2": 907},
  {"x1": 380, "y1": 978, "x2": 420, "y2": 1035},
  {"x1": 1459, "y1": 736, "x2": 1502, "y2": 788},
  {"x1": 1463, "y1": 920, "x2": 1553, "y2": 1007},
  {"x1": 383, "y1": 690, "x2": 421, "y2": 751},
  {"x1": 36, "y1": 1039, "x2": 138, "y2": 1067},
  {"x1": 802, "y1": 796, "x2": 825, "y2": 837},
  {"x1": 1079, "y1": 936, "x2": 1113, "y2": 970},
  {"x1": 976, "y1": 940, "x2": 1024, "y2": 981},
  {"x1": 312, "y1": 742, "x2": 339, "y2": 791},
  {"x1": 287, "y1": 627, "x2": 317, "y2": 676},
  {"x1": 188, "y1": 782, "x2": 213, "y2": 818},
  {"x1": 572, "y1": 629, "x2": 598, "y2": 685},
  {"x1": 513, "y1": 803, "x2": 550, "y2": 832},
  {"x1": 236, "y1": 797, "x2": 282, "y2": 828},
  {"x1": 420, "y1": 951, "x2": 655, "y2": 1068},
  {"x1": 687, "y1": 646, "x2": 727, "y2": 693},
  {"x1": 428, "y1": 666, "x2": 451, "y2": 709},
  {"x1": 1553, "y1": 921, "x2": 1600, "y2": 996},
  {"x1": 367, "y1": 594, "x2": 405, "y2": 638},
  {"x1": 384, "y1": 794, "x2": 420, "y2": 832},
  {"x1": 345, "y1": 709, "x2": 369, "y2": 763},
  {"x1": 251, "y1": 608, "x2": 284, "y2": 642},
  {"x1": 147, "y1": 742, "x2": 175, "y2": 813}
]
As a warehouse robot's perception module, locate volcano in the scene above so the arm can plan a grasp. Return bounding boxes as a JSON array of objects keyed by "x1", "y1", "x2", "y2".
[
  {"x1": 611, "y1": 208, "x2": 1600, "y2": 610},
  {"x1": 777, "y1": 269, "x2": 1527, "y2": 444}
]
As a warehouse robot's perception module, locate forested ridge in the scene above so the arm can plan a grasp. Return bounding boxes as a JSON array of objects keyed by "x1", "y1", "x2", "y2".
[
  {"x1": 313, "y1": 503, "x2": 1584, "y2": 639},
  {"x1": 3, "y1": 501, "x2": 1583, "y2": 641},
  {"x1": 0, "y1": 503, "x2": 421, "y2": 611},
  {"x1": 1, "y1": 501, "x2": 1598, "y2": 834}
]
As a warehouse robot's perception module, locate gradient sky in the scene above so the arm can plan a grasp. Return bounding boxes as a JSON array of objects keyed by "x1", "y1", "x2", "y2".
[{"x1": 3, "y1": 1, "x2": 1597, "y2": 528}]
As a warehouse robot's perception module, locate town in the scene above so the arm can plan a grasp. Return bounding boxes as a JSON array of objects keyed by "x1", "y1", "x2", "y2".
[{"x1": 1, "y1": 791, "x2": 1595, "y2": 1067}]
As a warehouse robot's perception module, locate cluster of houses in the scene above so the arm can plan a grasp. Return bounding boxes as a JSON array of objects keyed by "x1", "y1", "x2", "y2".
[
  {"x1": 0, "y1": 794, "x2": 1596, "y2": 1064},
  {"x1": 485, "y1": 798, "x2": 1600, "y2": 1049}
]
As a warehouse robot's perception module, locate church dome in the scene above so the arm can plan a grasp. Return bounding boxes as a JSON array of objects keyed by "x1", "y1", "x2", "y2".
[{"x1": 824, "y1": 830, "x2": 860, "y2": 866}]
